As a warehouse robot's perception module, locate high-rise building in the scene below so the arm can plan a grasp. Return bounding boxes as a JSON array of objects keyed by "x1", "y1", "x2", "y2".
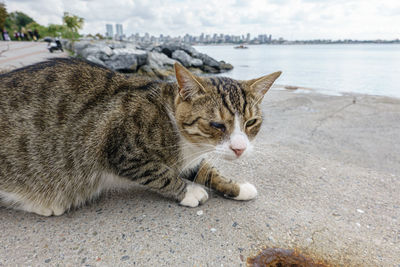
[
  {"x1": 106, "y1": 24, "x2": 113, "y2": 38},
  {"x1": 116, "y1": 24, "x2": 123, "y2": 38}
]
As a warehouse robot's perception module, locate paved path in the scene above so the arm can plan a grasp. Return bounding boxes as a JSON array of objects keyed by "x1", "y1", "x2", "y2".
[{"x1": 0, "y1": 41, "x2": 68, "y2": 71}]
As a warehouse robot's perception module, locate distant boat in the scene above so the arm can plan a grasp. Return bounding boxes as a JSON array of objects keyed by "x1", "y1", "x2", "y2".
[{"x1": 234, "y1": 45, "x2": 248, "y2": 49}]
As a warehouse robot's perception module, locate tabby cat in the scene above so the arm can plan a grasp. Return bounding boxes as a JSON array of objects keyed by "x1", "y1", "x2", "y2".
[{"x1": 0, "y1": 58, "x2": 281, "y2": 216}]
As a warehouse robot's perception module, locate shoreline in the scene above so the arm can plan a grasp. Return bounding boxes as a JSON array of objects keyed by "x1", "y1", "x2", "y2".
[
  {"x1": 2, "y1": 41, "x2": 399, "y2": 100},
  {"x1": 194, "y1": 42, "x2": 400, "y2": 46},
  {"x1": 273, "y1": 84, "x2": 400, "y2": 100}
]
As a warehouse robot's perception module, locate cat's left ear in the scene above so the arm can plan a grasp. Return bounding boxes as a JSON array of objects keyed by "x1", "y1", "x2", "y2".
[
  {"x1": 246, "y1": 71, "x2": 282, "y2": 98},
  {"x1": 174, "y1": 63, "x2": 206, "y2": 101}
]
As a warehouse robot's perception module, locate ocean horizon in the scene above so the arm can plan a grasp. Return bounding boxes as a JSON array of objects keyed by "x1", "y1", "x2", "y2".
[{"x1": 194, "y1": 44, "x2": 400, "y2": 98}]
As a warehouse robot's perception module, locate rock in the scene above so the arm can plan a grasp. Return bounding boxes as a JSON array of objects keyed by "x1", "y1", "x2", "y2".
[
  {"x1": 197, "y1": 53, "x2": 220, "y2": 68},
  {"x1": 104, "y1": 52, "x2": 148, "y2": 73},
  {"x1": 201, "y1": 65, "x2": 219, "y2": 73},
  {"x1": 159, "y1": 43, "x2": 199, "y2": 58},
  {"x1": 147, "y1": 51, "x2": 176, "y2": 69},
  {"x1": 153, "y1": 68, "x2": 175, "y2": 80},
  {"x1": 86, "y1": 55, "x2": 106, "y2": 66},
  {"x1": 191, "y1": 58, "x2": 203, "y2": 67},
  {"x1": 65, "y1": 40, "x2": 233, "y2": 78},
  {"x1": 136, "y1": 65, "x2": 158, "y2": 79},
  {"x1": 172, "y1": 50, "x2": 192, "y2": 67},
  {"x1": 108, "y1": 42, "x2": 126, "y2": 49},
  {"x1": 219, "y1": 61, "x2": 233, "y2": 71},
  {"x1": 171, "y1": 50, "x2": 203, "y2": 68},
  {"x1": 72, "y1": 41, "x2": 92, "y2": 55},
  {"x1": 112, "y1": 48, "x2": 146, "y2": 57},
  {"x1": 80, "y1": 45, "x2": 113, "y2": 60}
]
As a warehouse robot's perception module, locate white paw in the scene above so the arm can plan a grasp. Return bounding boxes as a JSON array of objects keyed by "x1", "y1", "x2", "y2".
[
  {"x1": 180, "y1": 184, "x2": 209, "y2": 207},
  {"x1": 30, "y1": 206, "x2": 53, "y2": 217},
  {"x1": 52, "y1": 206, "x2": 66, "y2": 216},
  {"x1": 28, "y1": 205, "x2": 65, "y2": 216},
  {"x1": 234, "y1": 182, "x2": 258, "y2": 201}
]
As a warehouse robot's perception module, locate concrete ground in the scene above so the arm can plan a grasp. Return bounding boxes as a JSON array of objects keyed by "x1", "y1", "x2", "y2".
[
  {"x1": 0, "y1": 41, "x2": 67, "y2": 71},
  {"x1": 0, "y1": 43, "x2": 399, "y2": 266}
]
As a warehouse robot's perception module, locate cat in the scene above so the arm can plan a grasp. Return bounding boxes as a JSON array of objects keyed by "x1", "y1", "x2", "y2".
[{"x1": 0, "y1": 58, "x2": 281, "y2": 216}]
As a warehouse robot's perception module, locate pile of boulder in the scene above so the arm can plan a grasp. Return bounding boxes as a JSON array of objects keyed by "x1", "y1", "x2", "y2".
[{"x1": 63, "y1": 40, "x2": 233, "y2": 79}]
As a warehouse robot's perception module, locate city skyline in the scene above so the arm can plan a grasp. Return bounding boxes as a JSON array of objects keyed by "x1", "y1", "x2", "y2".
[
  {"x1": 99, "y1": 25, "x2": 399, "y2": 44},
  {"x1": 5, "y1": 0, "x2": 400, "y2": 40}
]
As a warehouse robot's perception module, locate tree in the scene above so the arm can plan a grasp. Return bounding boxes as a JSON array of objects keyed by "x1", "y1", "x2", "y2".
[
  {"x1": 0, "y1": 3, "x2": 7, "y2": 30},
  {"x1": 5, "y1": 11, "x2": 34, "y2": 31},
  {"x1": 62, "y1": 12, "x2": 84, "y2": 33}
]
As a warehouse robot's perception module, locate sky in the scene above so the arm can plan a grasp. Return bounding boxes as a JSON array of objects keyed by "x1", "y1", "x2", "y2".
[{"x1": 4, "y1": 0, "x2": 400, "y2": 40}]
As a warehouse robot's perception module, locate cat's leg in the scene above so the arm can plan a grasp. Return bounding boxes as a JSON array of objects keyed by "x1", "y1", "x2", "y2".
[
  {"x1": 123, "y1": 166, "x2": 208, "y2": 207},
  {"x1": 185, "y1": 160, "x2": 257, "y2": 200}
]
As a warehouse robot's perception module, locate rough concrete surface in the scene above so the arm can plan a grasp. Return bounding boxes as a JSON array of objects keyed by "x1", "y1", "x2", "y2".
[
  {"x1": 0, "y1": 46, "x2": 399, "y2": 266},
  {"x1": 0, "y1": 41, "x2": 67, "y2": 71}
]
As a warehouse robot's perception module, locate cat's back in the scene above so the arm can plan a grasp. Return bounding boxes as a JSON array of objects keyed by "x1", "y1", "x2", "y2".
[
  {"x1": 0, "y1": 58, "x2": 121, "y2": 106},
  {"x1": 0, "y1": 58, "x2": 160, "y2": 123},
  {"x1": 0, "y1": 58, "x2": 167, "y2": 166}
]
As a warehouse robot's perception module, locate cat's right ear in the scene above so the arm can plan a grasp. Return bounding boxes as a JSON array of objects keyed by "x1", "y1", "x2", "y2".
[{"x1": 174, "y1": 63, "x2": 206, "y2": 101}]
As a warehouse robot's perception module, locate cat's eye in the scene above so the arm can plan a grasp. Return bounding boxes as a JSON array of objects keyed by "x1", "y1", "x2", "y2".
[
  {"x1": 246, "y1": 119, "x2": 257, "y2": 127},
  {"x1": 210, "y1": 122, "x2": 226, "y2": 132}
]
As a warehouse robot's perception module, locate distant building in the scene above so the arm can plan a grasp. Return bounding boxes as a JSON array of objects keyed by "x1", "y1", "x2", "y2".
[
  {"x1": 116, "y1": 24, "x2": 123, "y2": 39},
  {"x1": 105, "y1": 24, "x2": 113, "y2": 38}
]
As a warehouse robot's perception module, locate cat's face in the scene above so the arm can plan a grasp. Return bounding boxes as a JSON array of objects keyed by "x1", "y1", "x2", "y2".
[{"x1": 174, "y1": 63, "x2": 281, "y2": 160}]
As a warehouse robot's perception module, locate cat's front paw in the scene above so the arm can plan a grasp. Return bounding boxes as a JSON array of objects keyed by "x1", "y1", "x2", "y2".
[
  {"x1": 180, "y1": 184, "x2": 208, "y2": 207},
  {"x1": 234, "y1": 182, "x2": 258, "y2": 201}
]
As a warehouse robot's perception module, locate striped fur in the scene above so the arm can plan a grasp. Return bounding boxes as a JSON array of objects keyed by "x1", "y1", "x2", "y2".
[{"x1": 0, "y1": 58, "x2": 280, "y2": 215}]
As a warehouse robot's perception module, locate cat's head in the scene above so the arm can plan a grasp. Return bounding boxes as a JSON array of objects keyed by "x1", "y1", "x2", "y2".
[{"x1": 174, "y1": 63, "x2": 281, "y2": 160}]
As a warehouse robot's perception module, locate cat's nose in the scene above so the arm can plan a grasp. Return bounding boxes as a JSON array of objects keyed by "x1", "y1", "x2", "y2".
[{"x1": 230, "y1": 147, "x2": 245, "y2": 157}]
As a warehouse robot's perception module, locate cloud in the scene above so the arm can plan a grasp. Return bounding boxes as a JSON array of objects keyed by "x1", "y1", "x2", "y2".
[{"x1": 4, "y1": 0, "x2": 400, "y2": 39}]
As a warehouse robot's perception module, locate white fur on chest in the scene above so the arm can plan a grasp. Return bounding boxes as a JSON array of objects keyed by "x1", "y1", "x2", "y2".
[{"x1": 179, "y1": 139, "x2": 208, "y2": 172}]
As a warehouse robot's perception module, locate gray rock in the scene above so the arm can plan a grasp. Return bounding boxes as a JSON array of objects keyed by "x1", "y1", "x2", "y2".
[
  {"x1": 112, "y1": 48, "x2": 147, "y2": 56},
  {"x1": 86, "y1": 55, "x2": 106, "y2": 66},
  {"x1": 104, "y1": 52, "x2": 148, "y2": 72},
  {"x1": 147, "y1": 52, "x2": 176, "y2": 69},
  {"x1": 73, "y1": 41, "x2": 92, "y2": 55},
  {"x1": 159, "y1": 43, "x2": 199, "y2": 58},
  {"x1": 80, "y1": 45, "x2": 113, "y2": 60},
  {"x1": 202, "y1": 65, "x2": 219, "y2": 73},
  {"x1": 66, "y1": 40, "x2": 233, "y2": 76},
  {"x1": 172, "y1": 50, "x2": 192, "y2": 67},
  {"x1": 190, "y1": 58, "x2": 203, "y2": 67},
  {"x1": 108, "y1": 42, "x2": 126, "y2": 49},
  {"x1": 219, "y1": 61, "x2": 233, "y2": 71},
  {"x1": 197, "y1": 53, "x2": 220, "y2": 69}
]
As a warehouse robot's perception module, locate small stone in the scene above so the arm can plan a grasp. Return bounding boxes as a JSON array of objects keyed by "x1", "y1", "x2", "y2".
[
  {"x1": 357, "y1": 209, "x2": 365, "y2": 213},
  {"x1": 232, "y1": 222, "x2": 238, "y2": 227},
  {"x1": 210, "y1": 228, "x2": 217, "y2": 233},
  {"x1": 197, "y1": 210, "x2": 203, "y2": 216},
  {"x1": 44, "y1": 259, "x2": 51, "y2": 263},
  {"x1": 121, "y1": 255, "x2": 130, "y2": 261},
  {"x1": 356, "y1": 222, "x2": 361, "y2": 227}
]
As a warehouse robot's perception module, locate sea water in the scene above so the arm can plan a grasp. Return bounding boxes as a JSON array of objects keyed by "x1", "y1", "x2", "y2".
[{"x1": 194, "y1": 44, "x2": 400, "y2": 98}]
